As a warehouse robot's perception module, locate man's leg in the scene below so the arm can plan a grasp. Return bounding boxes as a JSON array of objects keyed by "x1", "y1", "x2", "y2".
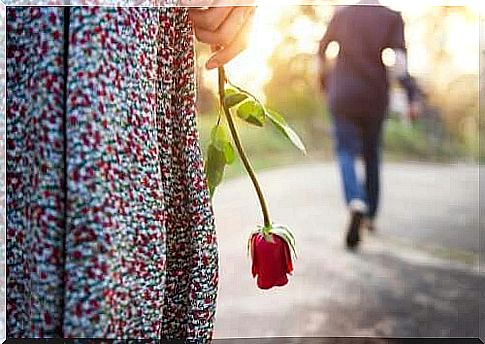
[
  {"x1": 332, "y1": 114, "x2": 366, "y2": 209},
  {"x1": 362, "y1": 116, "x2": 385, "y2": 224},
  {"x1": 331, "y1": 113, "x2": 366, "y2": 249}
]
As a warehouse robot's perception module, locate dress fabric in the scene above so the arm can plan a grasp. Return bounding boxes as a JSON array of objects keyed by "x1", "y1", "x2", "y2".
[{"x1": 6, "y1": 6, "x2": 218, "y2": 341}]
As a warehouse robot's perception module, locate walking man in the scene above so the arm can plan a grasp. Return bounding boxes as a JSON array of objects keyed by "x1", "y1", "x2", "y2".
[{"x1": 318, "y1": 0, "x2": 419, "y2": 249}]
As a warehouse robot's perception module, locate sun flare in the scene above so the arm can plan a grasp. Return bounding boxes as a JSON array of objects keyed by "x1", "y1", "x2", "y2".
[
  {"x1": 223, "y1": 3, "x2": 287, "y2": 99},
  {"x1": 203, "y1": 1, "x2": 479, "y2": 101}
]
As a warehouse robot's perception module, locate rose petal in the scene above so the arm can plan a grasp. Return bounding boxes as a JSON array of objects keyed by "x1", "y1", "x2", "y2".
[
  {"x1": 253, "y1": 234, "x2": 290, "y2": 289},
  {"x1": 250, "y1": 234, "x2": 259, "y2": 278},
  {"x1": 283, "y1": 239, "x2": 293, "y2": 274}
]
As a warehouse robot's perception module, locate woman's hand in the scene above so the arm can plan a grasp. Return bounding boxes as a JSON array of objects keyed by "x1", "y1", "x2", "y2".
[{"x1": 180, "y1": 0, "x2": 256, "y2": 69}]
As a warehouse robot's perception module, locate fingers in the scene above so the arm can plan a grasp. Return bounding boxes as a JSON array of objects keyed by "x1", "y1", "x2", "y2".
[
  {"x1": 192, "y1": 6, "x2": 251, "y2": 47},
  {"x1": 188, "y1": 3, "x2": 256, "y2": 68},
  {"x1": 205, "y1": 11, "x2": 253, "y2": 69},
  {"x1": 188, "y1": 6, "x2": 233, "y2": 32}
]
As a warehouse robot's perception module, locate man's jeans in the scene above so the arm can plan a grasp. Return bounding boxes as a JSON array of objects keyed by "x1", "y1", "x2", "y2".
[{"x1": 331, "y1": 113, "x2": 384, "y2": 219}]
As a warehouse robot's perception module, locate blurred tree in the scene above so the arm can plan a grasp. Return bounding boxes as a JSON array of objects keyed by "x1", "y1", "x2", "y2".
[
  {"x1": 263, "y1": 6, "x2": 332, "y2": 153},
  {"x1": 194, "y1": 4, "x2": 478, "y2": 163},
  {"x1": 418, "y1": 6, "x2": 479, "y2": 161}
]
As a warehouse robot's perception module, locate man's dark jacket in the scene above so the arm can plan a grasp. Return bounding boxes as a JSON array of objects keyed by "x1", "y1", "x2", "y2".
[{"x1": 319, "y1": 5, "x2": 411, "y2": 118}]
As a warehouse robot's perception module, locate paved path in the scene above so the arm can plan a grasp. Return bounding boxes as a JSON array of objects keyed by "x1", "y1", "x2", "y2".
[{"x1": 211, "y1": 162, "x2": 482, "y2": 339}]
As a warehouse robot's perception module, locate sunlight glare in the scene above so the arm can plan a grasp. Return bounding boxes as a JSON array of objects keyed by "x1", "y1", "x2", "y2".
[
  {"x1": 382, "y1": 47, "x2": 396, "y2": 67},
  {"x1": 208, "y1": 2, "x2": 479, "y2": 100},
  {"x1": 325, "y1": 41, "x2": 340, "y2": 59},
  {"x1": 224, "y1": 4, "x2": 288, "y2": 99}
]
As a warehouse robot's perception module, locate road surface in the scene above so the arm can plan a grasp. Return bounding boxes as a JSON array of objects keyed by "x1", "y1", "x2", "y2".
[{"x1": 211, "y1": 162, "x2": 481, "y2": 339}]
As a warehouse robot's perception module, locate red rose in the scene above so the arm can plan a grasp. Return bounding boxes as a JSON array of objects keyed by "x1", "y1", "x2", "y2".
[
  {"x1": 249, "y1": 225, "x2": 296, "y2": 290},
  {"x1": 206, "y1": 67, "x2": 304, "y2": 291}
]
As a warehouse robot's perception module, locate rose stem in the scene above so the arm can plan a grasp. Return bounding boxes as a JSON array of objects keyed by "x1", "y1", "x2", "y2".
[{"x1": 218, "y1": 66, "x2": 271, "y2": 229}]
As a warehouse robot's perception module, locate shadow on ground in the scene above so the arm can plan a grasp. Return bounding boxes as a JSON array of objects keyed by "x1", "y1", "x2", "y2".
[{"x1": 212, "y1": 162, "x2": 481, "y2": 339}]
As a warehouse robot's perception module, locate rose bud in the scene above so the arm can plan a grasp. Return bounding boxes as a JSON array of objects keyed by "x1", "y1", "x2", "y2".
[{"x1": 248, "y1": 225, "x2": 296, "y2": 290}]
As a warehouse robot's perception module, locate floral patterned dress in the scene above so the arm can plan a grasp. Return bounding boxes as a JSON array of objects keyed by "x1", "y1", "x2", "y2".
[{"x1": 6, "y1": 6, "x2": 218, "y2": 341}]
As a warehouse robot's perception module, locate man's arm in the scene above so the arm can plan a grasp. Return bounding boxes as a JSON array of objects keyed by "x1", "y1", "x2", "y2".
[
  {"x1": 397, "y1": 70, "x2": 421, "y2": 121},
  {"x1": 388, "y1": 13, "x2": 421, "y2": 121}
]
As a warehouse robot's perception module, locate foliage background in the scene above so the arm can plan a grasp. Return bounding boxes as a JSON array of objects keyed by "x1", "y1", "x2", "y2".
[{"x1": 194, "y1": 4, "x2": 480, "y2": 177}]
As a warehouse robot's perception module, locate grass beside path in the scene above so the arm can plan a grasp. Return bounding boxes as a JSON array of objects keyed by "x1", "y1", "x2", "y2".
[{"x1": 197, "y1": 112, "x2": 477, "y2": 182}]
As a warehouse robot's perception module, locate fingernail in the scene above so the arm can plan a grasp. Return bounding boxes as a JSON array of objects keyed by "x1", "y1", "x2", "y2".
[{"x1": 206, "y1": 60, "x2": 218, "y2": 69}]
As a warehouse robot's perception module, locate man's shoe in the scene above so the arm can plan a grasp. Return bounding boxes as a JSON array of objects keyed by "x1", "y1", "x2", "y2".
[{"x1": 346, "y1": 211, "x2": 364, "y2": 250}]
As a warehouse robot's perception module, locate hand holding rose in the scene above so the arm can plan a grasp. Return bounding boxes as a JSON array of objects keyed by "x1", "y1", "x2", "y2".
[{"x1": 180, "y1": 0, "x2": 256, "y2": 69}]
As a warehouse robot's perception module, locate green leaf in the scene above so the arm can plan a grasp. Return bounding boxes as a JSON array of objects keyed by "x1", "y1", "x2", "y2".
[
  {"x1": 224, "y1": 86, "x2": 238, "y2": 96},
  {"x1": 210, "y1": 125, "x2": 235, "y2": 165},
  {"x1": 226, "y1": 82, "x2": 254, "y2": 99},
  {"x1": 266, "y1": 109, "x2": 307, "y2": 154},
  {"x1": 224, "y1": 93, "x2": 248, "y2": 108},
  {"x1": 237, "y1": 100, "x2": 265, "y2": 127},
  {"x1": 205, "y1": 144, "x2": 226, "y2": 193},
  {"x1": 223, "y1": 142, "x2": 235, "y2": 165},
  {"x1": 210, "y1": 125, "x2": 228, "y2": 151}
]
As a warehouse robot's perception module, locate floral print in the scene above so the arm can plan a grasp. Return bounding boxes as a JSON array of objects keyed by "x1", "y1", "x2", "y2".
[{"x1": 6, "y1": 6, "x2": 218, "y2": 341}]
